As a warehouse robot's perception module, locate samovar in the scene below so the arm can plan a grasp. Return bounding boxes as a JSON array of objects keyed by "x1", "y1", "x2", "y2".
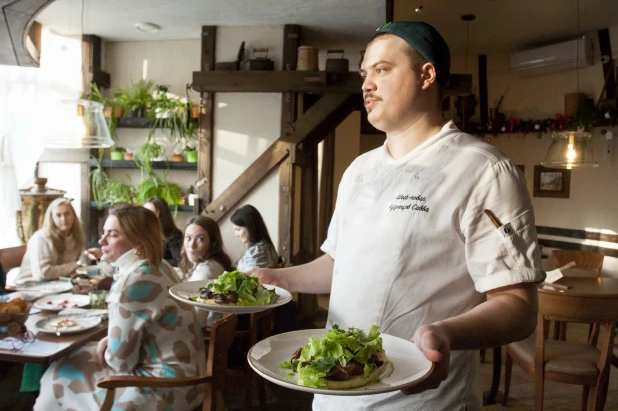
[{"x1": 16, "y1": 177, "x2": 66, "y2": 243}]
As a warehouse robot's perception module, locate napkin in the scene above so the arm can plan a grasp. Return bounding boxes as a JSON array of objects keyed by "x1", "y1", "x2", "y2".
[
  {"x1": 544, "y1": 269, "x2": 564, "y2": 284},
  {"x1": 58, "y1": 307, "x2": 108, "y2": 316}
]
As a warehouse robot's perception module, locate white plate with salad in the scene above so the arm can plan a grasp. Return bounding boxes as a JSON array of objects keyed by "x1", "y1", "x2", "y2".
[
  {"x1": 168, "y1": 271, "x2": 292, "y2": 314},
  {"x1": 248, "y1": 326, "x2": 433, "y2": 396}
]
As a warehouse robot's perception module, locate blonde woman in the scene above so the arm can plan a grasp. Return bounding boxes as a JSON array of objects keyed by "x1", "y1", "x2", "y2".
[
  {"x1": 34, "y1": 204, "x2": 205, "y2": 410},
  {"x1": 8, "y1": 197, "x2": 84, "y2": 285}
]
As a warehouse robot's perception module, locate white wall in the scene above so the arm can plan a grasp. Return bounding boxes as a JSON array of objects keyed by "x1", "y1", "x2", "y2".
[
  {"x1": 449, "y1": 27, "x2": 618, "y2": 276},
  {"x1": 103, "y1": 26, "x2": 284, "y2": 264},
  {"x1": 213, "y1": 26, "x2": 283, "y2": 263}
]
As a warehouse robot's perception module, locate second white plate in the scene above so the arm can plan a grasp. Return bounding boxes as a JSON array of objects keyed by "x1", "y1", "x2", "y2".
[
  {"x1": 34, "y1": 293, "x2": 90, "y2": 311},
  {"x1": 169, "y1": 280, "x2": 292, "y2": 314}
]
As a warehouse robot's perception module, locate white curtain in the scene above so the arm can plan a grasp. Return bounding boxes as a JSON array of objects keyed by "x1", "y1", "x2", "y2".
[{"x1": 0, "y1": 65, "x2": 50, "y2": 248}]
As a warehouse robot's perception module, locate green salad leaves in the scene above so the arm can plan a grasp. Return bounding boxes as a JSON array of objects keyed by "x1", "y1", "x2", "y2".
[
  {"x1": 280, "y1": 324, "x2": 383, "y2": 388},
  {"x1": 196, "y1": 270, "x2": 276, "y2": 306}
]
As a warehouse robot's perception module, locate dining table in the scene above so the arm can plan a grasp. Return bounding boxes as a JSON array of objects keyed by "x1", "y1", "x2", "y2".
[
  {"x1": 0, "y1": 306, "x2": 107, "y2": 365},
  {"x1": 484, "y1": 275, "x2": 618, "y2": 405}
]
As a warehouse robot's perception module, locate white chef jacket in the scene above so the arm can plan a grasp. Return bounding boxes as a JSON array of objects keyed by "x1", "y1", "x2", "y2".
[{"x1": 315, "y1": 121, "x2": 544, "y2": 411}]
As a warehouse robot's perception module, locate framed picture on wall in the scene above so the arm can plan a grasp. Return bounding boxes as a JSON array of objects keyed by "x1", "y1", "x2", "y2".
[{"x1": 533, "y1": 166, "x2": 571, "y2": 198}]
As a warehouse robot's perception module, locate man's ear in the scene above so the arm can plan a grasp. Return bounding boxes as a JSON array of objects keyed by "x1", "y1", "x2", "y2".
[{"x1": 420, "y1": 62, "x2": 438, "y2": 90}]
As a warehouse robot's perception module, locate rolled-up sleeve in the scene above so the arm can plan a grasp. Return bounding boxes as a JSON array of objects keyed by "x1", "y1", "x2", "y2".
[{"x1": 461, "y1": 160, "x2": 545, "y2": 293}]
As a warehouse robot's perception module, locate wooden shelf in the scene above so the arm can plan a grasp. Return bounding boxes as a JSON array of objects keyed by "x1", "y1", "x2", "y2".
[
  {"x1": 191, "y1": 70, "x2": 472, "y2": 96},
  {"x1": 88, "y1": 159, "x2": 197, "y2": 170},
  {"x1": 90, "y1": 202, "x2": 194, "y2": 212},
  {"x1": 116, "y1": 117, "x2": 154, "y2": 128}
]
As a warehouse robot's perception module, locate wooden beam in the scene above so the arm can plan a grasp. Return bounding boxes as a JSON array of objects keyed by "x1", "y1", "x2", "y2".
[
  {"x1": 317, "y1": 132, "x2": 335, "y2": 249},
  {"x1": 385, "y1": 0, "x2": 394, "y2": 23},
  {"x1": 278, "y1": 24, "x2": 300, "y2": 265},
  {"x1": 82, "y1": 35, "x2": 110, "y2": 91},
  {"x1": 197, "y1": 26, "x2": 216, "y2": 209},
  {"x1": 598, "y1": 28, "x2": 616, "y2": 100},
  {"x1": 193, "y1": 70, "x2": 361, "y2": 93},
  {"x1": 0, "y1": 0, "x2": 54, "y2": 66},
  {"x1": 478, "y1": 55, "x2": 488, "y2": 126},
  {"x1": 203, "y1": 93, "x2": 357, "y2": 222}
]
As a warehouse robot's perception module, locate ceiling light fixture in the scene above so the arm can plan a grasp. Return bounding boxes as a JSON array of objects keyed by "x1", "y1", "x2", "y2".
[
  {"x1": 542, "y1": 0, "x2": 598, "y2": 169},
  {"x1": 415, "y1": 1, "x2": 424, "y2": 13},
  {"x1": 135, "y1": 22, "x2": 161, "y2": 33}
]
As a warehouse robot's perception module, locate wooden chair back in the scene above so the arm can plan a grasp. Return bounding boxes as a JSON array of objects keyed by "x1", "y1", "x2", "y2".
[
  {"x1": 551, "y1": 249, "x2": 604, "y2": 278},
  {"x1": 0, "y1": 245, "x2": 26, "y2": 271},
  {"x1": 99, "y1": 314, "x2": 239, "y2": 411},
  {"x1": 504, "y1": 290, "x2": 618, "y2": 410},
  {"x1": 205, "y1": 314, "x2": 239, "y2": 399}
]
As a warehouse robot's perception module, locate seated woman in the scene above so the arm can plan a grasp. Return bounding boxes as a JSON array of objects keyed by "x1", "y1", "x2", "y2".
[
  {"x1": 34, "y1": 205, "x2": 205, "y2": 410},
  {"x1": 180, "y1": 215, "x2": 233, "y2": 327},
  {"x1": 144, "y1": 197, "x2": 183, "y2": 267},
  {"x1": 8, "y1": 197, "x2": 83, "y2": 286},
  {"x1": 231, "y1": 204, "x2": 279, "y2": 272}
]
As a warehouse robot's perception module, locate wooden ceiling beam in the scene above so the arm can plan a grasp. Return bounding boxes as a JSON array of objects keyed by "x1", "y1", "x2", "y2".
[
  {"x1": 191, "y1": 70, "x2": 472, "y2": 96},
  {"x1": 202, "y1": 93, "x2": 357, "y2": 222}
]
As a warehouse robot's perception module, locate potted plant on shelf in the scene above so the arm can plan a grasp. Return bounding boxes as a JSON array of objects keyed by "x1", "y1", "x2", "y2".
[
  {"x1": 123, "y1": 149, "x2": 133, "y2": 161},
  {"x1": 102, "y1": 180, "x2": 134, "y2": 205},
  {"x1": 184, "y1": 120, "x2": 199, "y2": 163},
  {"x1": 187, "y1": 185, "x2": 198, "y2": 206},
  {"x1": 114, "y1": 79, "x2": 155, "y2": 118},
  {"x1": 110, "y1": 146, "x2": 126, "y2": 160},
  {"x1": 134, "y1": 174, "x2": 184, "y2": 216}
]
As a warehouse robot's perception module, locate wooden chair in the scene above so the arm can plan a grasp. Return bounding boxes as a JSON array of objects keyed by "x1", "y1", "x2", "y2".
[
  {"x1": 551, "y1": 250, "x2": 605, "y2": 340},
  {"x1": 0, "y1": 245, "x2": 26, "y2": 271},
  {"x1": 98, "y1": 313, "x2": 238, "y2": 411},
  {"x1": 232, "y1": 309, "x2": 275, "y2": 411},
  {"x1": 503, "y1": 290, "x2": 618, "y2": 411},
  {"x1": 552, "y1": 249, "x2": 604, "y2": 278}
]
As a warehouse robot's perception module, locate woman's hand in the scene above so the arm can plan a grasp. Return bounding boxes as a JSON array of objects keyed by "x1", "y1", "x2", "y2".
[
  {"x1": 252, "y1": 268, "x2": 290, "y2": 291},
  {"x1": 96, "y1": 336, "x2": 108, "y2": 366},
  {"x1": 84, "y1": 248, "x2": 103, "y2": 261}
]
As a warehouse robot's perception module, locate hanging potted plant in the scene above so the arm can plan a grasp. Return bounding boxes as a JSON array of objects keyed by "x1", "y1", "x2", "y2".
[
  {"x1": 134, "y1": 142, "x2": 163, "y2": 175},
  {"x1": 110, "y1": 146, "x2": 126, "y2": 160},
  {"x1": 89, "y1": 153, "x2": 109, "y2": 209}
]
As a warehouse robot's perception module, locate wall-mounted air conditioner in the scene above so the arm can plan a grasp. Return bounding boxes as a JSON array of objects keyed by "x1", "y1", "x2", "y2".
[{"x1": 510, "y1": 38, "x2": 593, "y2": 77}]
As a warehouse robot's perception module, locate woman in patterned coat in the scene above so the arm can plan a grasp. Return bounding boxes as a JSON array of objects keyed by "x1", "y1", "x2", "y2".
[{"x1": 34, "y1": 205, "x2": 205, "y2": 410}]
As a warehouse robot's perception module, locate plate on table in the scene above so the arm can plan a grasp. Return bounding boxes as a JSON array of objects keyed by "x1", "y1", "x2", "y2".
[
  {"x1": 168, "y1": 280, "x2": 292, "y2": 314},
  {"x1": 34, "y1": 293, "x2": 90, "y2": 311},
  {"x1": 35, "y1": 314, "x2": 102, "y2": 335},
  {"x1": 247, "y1": 329, "x2": 434, "y2": 396},
  {"x1": 11, "y1": 281, "x2": 73, "y2": 294}
]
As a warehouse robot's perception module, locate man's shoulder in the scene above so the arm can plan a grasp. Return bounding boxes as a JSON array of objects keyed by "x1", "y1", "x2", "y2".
[{"x1": 441, "y1": 130, "x2": 510, "y2": 165}]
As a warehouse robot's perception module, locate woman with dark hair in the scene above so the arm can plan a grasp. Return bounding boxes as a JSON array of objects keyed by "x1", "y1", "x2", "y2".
[
  {"x1": 34, "y1": 205, "x2": 205, "y2": 410},
  {"x1": 230, "y1": 204, "x2": 279, "y2": 272},
  {"x1": 180, "y1": 215, "x2": 233, "y2": 327},
  {"x1": 144, "y1": 196, "x2": 183, "y2": 267}
]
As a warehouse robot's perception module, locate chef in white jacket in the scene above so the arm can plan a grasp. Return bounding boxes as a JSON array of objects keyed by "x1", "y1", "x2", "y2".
[{"x1": 256, "y1": 21, "x2": 544, "y2": 411}]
